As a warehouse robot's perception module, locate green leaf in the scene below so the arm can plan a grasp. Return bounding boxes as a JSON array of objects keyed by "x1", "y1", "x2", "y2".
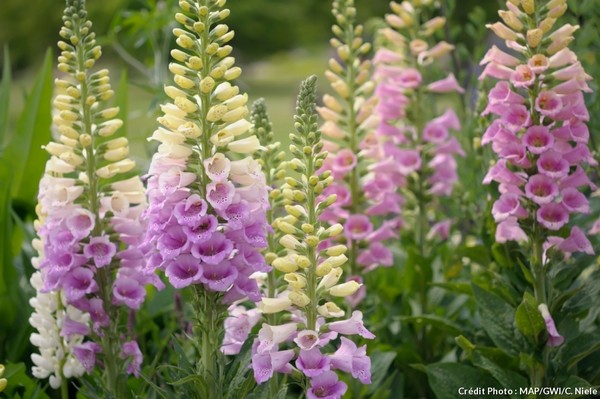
[
  {"x1": 6, "y1": 48, "x2": 53, "y2": 203},
  {"x1": 366, "y1": 351, "x2": 397, "y2": 395},
  {"x1": 400, "y1": 315, "x2": 462, "y2": 337},
  {"x1": 426, "y1": 363, "x2": 505, "y2": 399},
  {"x1": 556, "y1": 331, "x2": 600, "y2": 370},
  {"x1": 0, "y1": 45, "x2": 11, "y2": 148},
  {"x1": 515, "y1": 292, "x2": 545, "y2": 345},
  {"x1": 1, "y1": 362, "x2": 51, "y2": 399},
  {"x1": 471, "y1": 351, "x2": 528, "y2": 397},
  {"x1": 472, "y1": 284, "x2": 520, "y2": 355}
]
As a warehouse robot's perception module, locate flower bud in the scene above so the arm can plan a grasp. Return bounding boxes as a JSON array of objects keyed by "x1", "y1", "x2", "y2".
[
  {"x1": 329, "y1": 281, "x2": 362, "y2": 297},
  {"x1": 288, "y1": 290, "x2": 310, "y2": 307},
  {"x1": 258, "y1": 297, "x2": 293, "y2": 314},
  {"x1": 284, "y1": 273, "x2": 307, "y2": 290},
  {"x1": 323, "y1": 223, "x2": 343, "y2": 238},
  {"x1": 317, "y1": 268, "x2": 343, "y2": 290},
  {"x1": 280, "y1": 234, "x2": 302, "y2": 250},
  {"x1": 527, "y1": 29, "x2": 543, "y2": 48},
  {"x1": 317, "y1": 302, "x2": 345, "y2": 318},
  {"x1": 272, "y1": 256, "x2": 299, "y2": 273}
]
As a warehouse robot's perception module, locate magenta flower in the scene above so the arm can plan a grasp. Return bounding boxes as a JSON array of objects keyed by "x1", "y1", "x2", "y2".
[
  {"x1": 296, "y1": 348, "x2": 331, "y2": 377},
  {"x1": 121, "y1": 341, "x2": 143, "y2": 377},
  {"x1": 251, "y1": 346, "x2": 295, "y2": 384},
  {"x1": 72, "y1": 343, "x2": 102, "y2": 373},
  {"x1": 327, "y1": 311, "x2": 375, "y2": 339},
  {"x1": 83, "y1": 236, "x2": 117, "y2": 268},
  {"x1": 538, "y1": 304, "x2": 564, "y2": 347},
  {"x1": 164, "y1": 255, "x2": 203, "y2": 289},
  {"x1": 307, "y1": 371, "x2": 348, "y2": 399},
  {"x1": 330, "y1": 337, "x2": 372, "y2": 384}
]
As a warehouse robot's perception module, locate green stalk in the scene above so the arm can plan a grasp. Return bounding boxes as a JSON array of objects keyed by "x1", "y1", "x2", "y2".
[
  {"x1": 306, "y1": 151, "x2": 318, "y2": 332},
  {"x1": 71, "y1": 9, "x2": 121, "y2": 395}
]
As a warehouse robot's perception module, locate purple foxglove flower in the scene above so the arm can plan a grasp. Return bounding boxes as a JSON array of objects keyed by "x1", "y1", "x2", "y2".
[
  {"x1": 223, "y1": 200, "x2": 251, "y2": 230},
  {"x1": 426, "y1": 73, "x2": 464, "y2": 94},
  {"x1": 307, "y1": 370, "x2": 348, "y2": 399},
  {"x1": 538, "y1": 304, "x2": 564, "y2": 347},
  {"x1": 357, "y1": 244, "x2": 393, "y2": 271},
  {"x1": 296, "y1": 348, "x2": 331, "y2": 377},
  {"x1": 65, "y1": 209, "x2": 95, "y2": 240},
  {"x1": 555, "y1": 226, "x2": 594, "y2": 256},
  {"x1": 535, "y1": 91, "x2": 562, "y2": 117},
  {"x1": 222, "y1": 305, "x2": 261, "y2": 355},
  {"x1": 182, "y1": 214, "x2": 219, "y2": 243},
  {"x1": 343, "y1": 215, "x2": 373, "y2": 241},
  {"x1": 331, "y1": 149, "x2": 358, "y2": 177},
  {"x1": 537, "y1": 203, "x2": 569, "y2": 231},
  {"x1": 112, "y1": 277, "x2": 146, "y2": 310},
  {"x1": 561, "y1": 188, "x2": 589, "y2": 214},
  {"x1": 73, "y1": 342, "x2": 102, "y2": 373},
  {"x1": 121, "y1": 341, "x2": 143, "y2": 377},
  {"x1": 191, "y1": 232, "x2": 234, "y2": 265},
  {"x1": 164, "y1": 255, "x2": 203, "y2": 289},
  {"x1": 330, "y1": 337, "x2": 372, "y2": 384},
  {"x1": 492, "y1": 193, "x2": 527, "y2": 222},
  {"x1": 206, "y1": 181, "x2": 236, "y2": 212},
  {"x1": 198, "y1": 261, "x2": 238, "y2": 292},
  {"x1": 525, "y1": 175, "x2": 559, "y2": 205},
  {"x1": 60, "y1": 316, "x2": 91, "y2": 338},
  {"x1": 83, "y1": 236, "x2": 117, "y2": 268},
  {"x1": 327, "y1": 311, "x2": 375, "y2": 339},
  {"x1": 173, "y1": 194, "x2": 208, "y2": 227},
  {"x1": 294, "y1": 330, "x2": 320, "y2": 351},
  {"x1": 257, "y1": 323, "x2": 298, "y2": 354},
  {"x1": 157, "y1": 225, "x2": 190, "y2": 260},
  {"x1": 522, "y1": 126, "x2": 554, "y2": 155},
  {"x1": 495, "y1": 217, "x2": 528, "y2": 244},
  {"x1": 251, "y1": 345, "x2": 295, "y2": 384},
  {"x1": 63, "y1": 267, "x2": 99, "y2": 302}
]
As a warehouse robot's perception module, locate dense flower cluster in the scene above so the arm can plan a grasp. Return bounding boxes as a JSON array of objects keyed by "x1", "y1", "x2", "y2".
[
  {"x1": 30, "y1": 0, "x2": 154, "y2": 386},
  {"x1": 317, "y1": 0, "x2": 399, "y2": 307},
  {"x1": 480, "y1": 0, "x2": 596, "y2": 257},
  {"x1": 142, "y1": 0, "x2": 269, "y2": 302},
  {"x1": 251, "y1": 76, "x2": 374, "y2": 398},
  {"x1": 374, "y1": 0, "x2": 465, "y2": 244}
]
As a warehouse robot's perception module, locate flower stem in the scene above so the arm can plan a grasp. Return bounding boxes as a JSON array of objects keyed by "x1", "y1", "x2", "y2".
[
  {"x1": 60, "y1": 378, "x2": 69, "y2": 399},
  {"x1": 306, "y1": 153, "x2": 318, "y2": 332},
  {"x1": 194, "y1": 288, "x2": 224, "y2": 399}
]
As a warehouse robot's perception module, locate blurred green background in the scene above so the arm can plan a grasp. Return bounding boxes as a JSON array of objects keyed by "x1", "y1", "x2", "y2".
[{"x1": 0, "y1": 0, "x2": 516, "y2": 166}]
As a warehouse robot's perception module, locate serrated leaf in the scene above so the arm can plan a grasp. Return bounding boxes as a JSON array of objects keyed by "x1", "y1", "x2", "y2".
[
  {"x1": 472, "y1": 284, "x2": 520, "y2": 355},
  {"x1": 515, "y1": 292, "x2": 544, "y2": 345},
  {"x1": 426, "y1": 363, "x2": 505, "y2": 399}
]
